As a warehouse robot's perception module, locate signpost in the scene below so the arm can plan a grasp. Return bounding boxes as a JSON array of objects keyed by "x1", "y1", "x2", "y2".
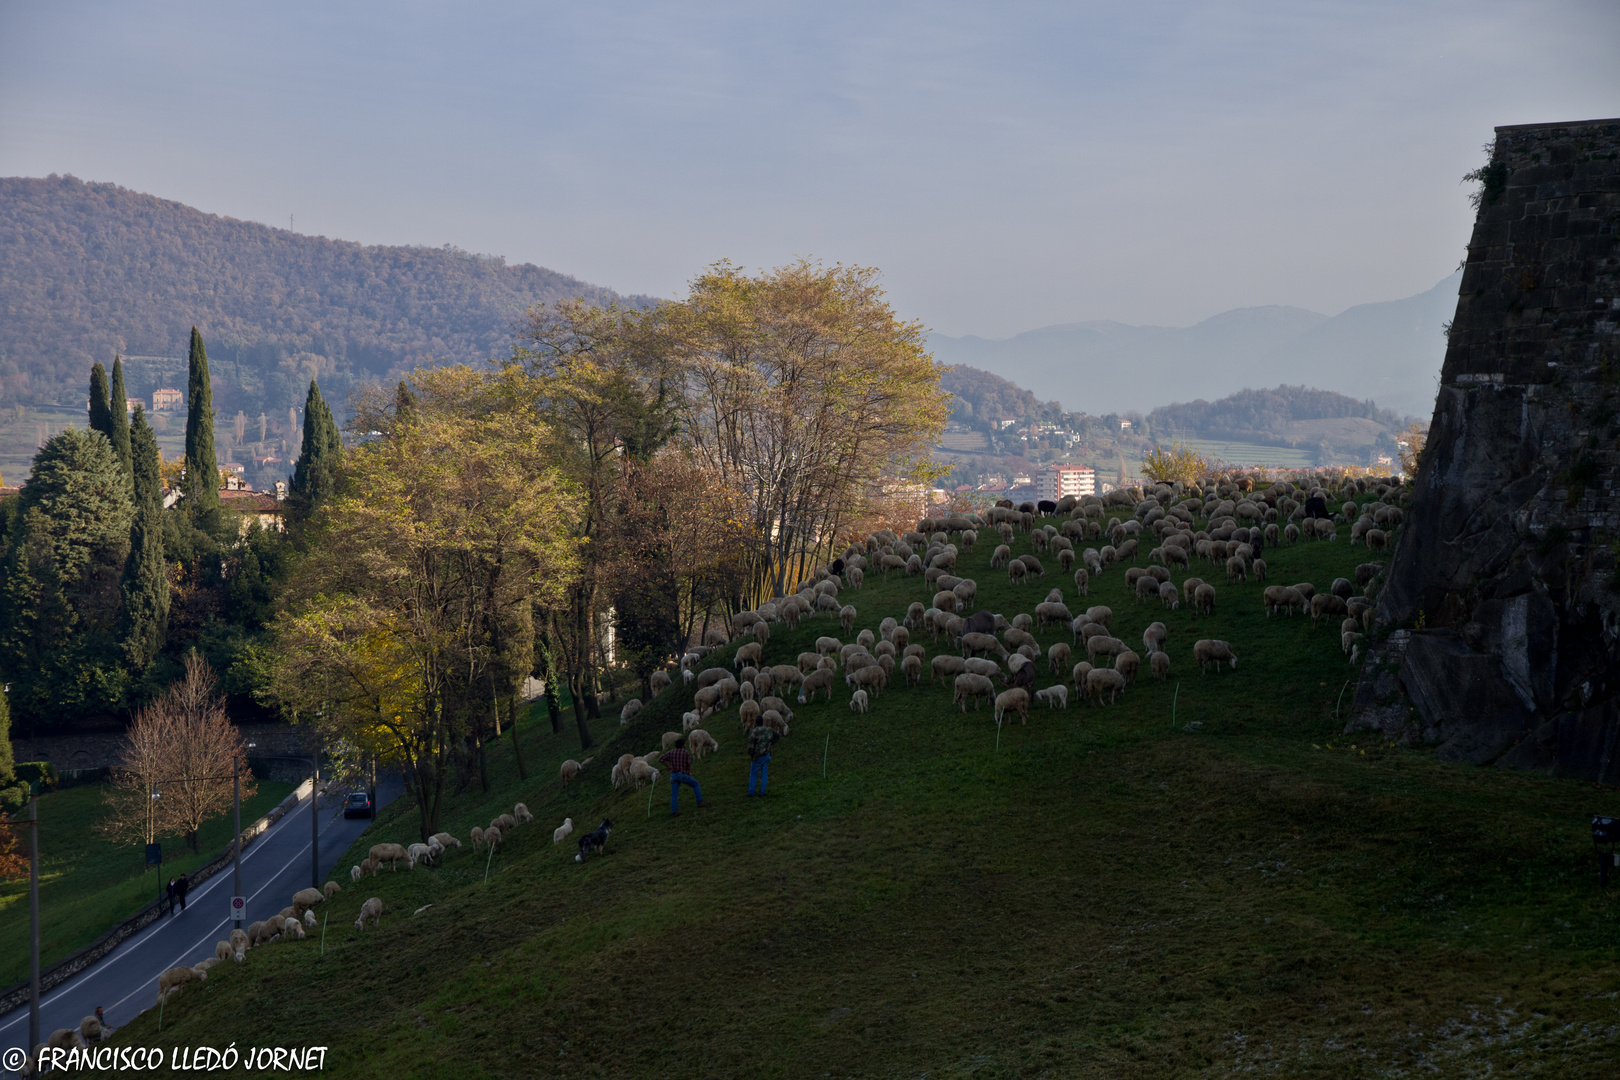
[{"x1": 231, "y1": 895, "x2": 246, "y2": 922}]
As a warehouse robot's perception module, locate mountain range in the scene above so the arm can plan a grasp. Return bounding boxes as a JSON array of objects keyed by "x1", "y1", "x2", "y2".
[{"x1": 928, "y1": 273, "x2": 1460, "y2": 420}]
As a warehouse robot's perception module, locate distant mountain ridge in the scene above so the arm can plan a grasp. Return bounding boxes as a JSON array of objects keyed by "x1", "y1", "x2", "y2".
[
  {"x1": 928, "y1": 274, "x2": 1460, "y2": 419},
  {"x1": 0, "y1": 174, "x2": 650, "y2": 415}
]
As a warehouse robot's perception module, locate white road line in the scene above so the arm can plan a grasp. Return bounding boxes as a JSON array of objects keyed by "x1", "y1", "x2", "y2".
[{"x1": 0, "y1": 792, "x2": 344, "y2": 1039}]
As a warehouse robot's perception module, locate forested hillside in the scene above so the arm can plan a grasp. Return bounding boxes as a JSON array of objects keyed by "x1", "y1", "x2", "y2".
[
  {"x1": 0, "y1": 175, "x2": 647, "y2": 415},
  {"x1": 1148, "y1": 385, "x2": 1409, "y2": 457}
]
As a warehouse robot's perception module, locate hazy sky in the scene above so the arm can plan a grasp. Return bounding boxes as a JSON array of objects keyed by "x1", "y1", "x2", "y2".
[{"x1": 2, "y1": 1, "x2": 1615, "y2": 337}]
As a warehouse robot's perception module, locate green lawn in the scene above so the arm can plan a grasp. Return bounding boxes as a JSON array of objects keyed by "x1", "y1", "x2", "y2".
[
  {"x1": 0, "y1": 778, "x2": 294, "y2": 988},
  {"x1": 106, "y1": 507, "x2": 1620, "y2": 1078}
]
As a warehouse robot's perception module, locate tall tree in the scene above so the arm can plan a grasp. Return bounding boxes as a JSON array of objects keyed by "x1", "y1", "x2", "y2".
[
  {"x1": 120, "y1": 407, "x2": 169, "y2": 671},
  {"x1": 88, "y1": 362, "x2": 113, "y2": 441},
  {"x1": 183, "y1": 327, "x2": 219, "y2": 518},
  {"x1": 108, "y1": 357, "x2": 133, "y2": 479},
  {"x1": 289, "y1": 379, "x2": 341, "y2": 521}
]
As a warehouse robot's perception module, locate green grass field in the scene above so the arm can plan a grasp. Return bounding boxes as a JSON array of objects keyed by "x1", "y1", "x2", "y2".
[
  {"x1": 104, "y1": 509, "x2": 1620, "y2": 1078},
  {"x1": 0, "y1": 779, "x2": 295, "y2": 988}
]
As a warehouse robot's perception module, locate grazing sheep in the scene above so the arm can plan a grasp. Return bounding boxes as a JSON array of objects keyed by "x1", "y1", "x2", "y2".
[
  {"x1": 735, "y1": 641, "x2": 764, "y2": 669},
  {"x1": 689, "y1": 729, "x2": 720, "y2": 759},
  {"x1": 1150, "y1": 651, "x2": 1170, "y2": 680},
  {"x1": 901, "y1": 653, "x2": 924, "y2": 686},
  {"x1": 215, "y1": 939, "x2": 233, "y2": 963},
  {"x1": 739, "y1": 699, "x2": 761, "y2": 729},
  {"x1": 195, "y1": 957, "x2": 222, "y2": 974},
  {"x1": 1035, "y1": 684, "x2": 1069, "y2": 709},
  {"x1": 1252, "y1": 558, "x2": 1267, "y2": 581},
  {"x1": 553, "y1": 818, "x2": 574, "y2": 845},
  {"x1": 156, "y1": 965, "x2": 205, "y2": 1005},
  {"x1": 1085, "y1": 634, "x2": 1125, "y2": 665},
  {"x1": 484, "y1": 825, "x2": 505, "y2": 852},
  {"x1": 850, "y1": 689, "x2": 870, "y2": 714},
  {"x1": 1193, "y1": 639, "x2": 1237, "y2": 673},
  {"x1": 355, "y1": 896, "x2": 383, "y2": 932},
  {"x1": 931, "y1": 654, "x2": 968, "y2": 683},
  {"x1": 840, "y1": 605, "x2": 858, "y2": 634},
  {"x1": 407, "y1": 843, "x2": 435, "y2": 868},
  {"x1": 1343, "y1": 631, "x2": 1364, "y2": 656},
  {"x1": 350, "y1": 864, "x2": 363, "y2": 883},
  {"x1": 846, "y1": 664, "x2": 889, "y2": 697},
  {"x1": 1047, "y1": 641, "x2": 1071, "y2": 673},
  {"x1": 79, "y1": 1013, "x2": 108, "y2": 1043},
  {"x1": 369, "y1": 842, "x2": 410, "y2": 871},
  {"x1": 1225, "y1": 555, "x2": 1247, "y2": 583},
  {"x1": 954, "y1": 672, "x2": 996, "y2": 711},
  {"x1": 1193, "y1": 583, "x2": 1216, "y2": 616},
  {"x1": 1142, "y1": 623, "x2": 1167, "y2": 653},
  {"x1": 994, "y1": 687, "x2": 1031, "y2": 725},
  {"x1": 1072, "y1": 660, "x2": 1093, "y2": 692},
  {"x1": 1311, "y1": 591, "x2": 1349, "y2": 626},
  {"x1": 430, "y1": 832, "x2": 461, "y2": 852},
  {"x1": 799, "y1": 666, "x2": 836, "y2": 703},
  {"x1": 291, "y1": 887, "x2": 325, "y2": 918},
  {"x1": 662, "y1": 730, "x2": 684, "y2": 751},
  {"x1": 815, "y1": 635, "x2": 842, "y2": 656},
  {"x1": 495, "y1": 812, "x2": 517, "y2": 832},
  {"x1": 1114, "y1": 649, "x2": 1141, "y2": 682},
  {"x1": 283, "y1": 917, "x2": 306, "y2": 940},
  {"x1": 1330, "y1": 577, "x2": 1354, "y2": 600},
  {"x1": 470, "y1": 826, "x2": 487, "y2": 850},
  {"x1": 619, "y1": 698, "x2": 643, "y2": 726},
  {"x1": 1004, "y1": 627, "x2": 1037, "y2": 652},
  {"x1": 230, "y1": 927, "x2": 249, "y2": 960},
  {"x1": 1086, "y1": 667, "x2": 1127, "y2": 704},
  {"x1": 324, "y1": 881, "x2": 341, "y2": 900}
]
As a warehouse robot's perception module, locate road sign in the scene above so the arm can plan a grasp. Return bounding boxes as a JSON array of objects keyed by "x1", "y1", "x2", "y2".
[{"x1": 230, "y1": 896, "x2": 246, "y2": 923}]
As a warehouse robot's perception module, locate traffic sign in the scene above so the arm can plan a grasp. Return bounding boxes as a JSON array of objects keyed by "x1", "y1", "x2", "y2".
[{"x1": 230, "y1": 896, "x2": 246, "y2": 923}]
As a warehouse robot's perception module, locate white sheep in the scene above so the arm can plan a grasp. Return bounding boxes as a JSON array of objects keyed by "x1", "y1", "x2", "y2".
[
  {"x1": 283, "y1": 917, "x2": 306, "y2": 940},
  {"x1": 407, "y1": 842, "x2": 435, "y2": 868},
  {"x1": 681, "y1": 711, "x2": 702, "y2": 733},
  {"x1": 470, "y1": 825, "x2": 487, "y2": 851},
  {"x1": 291, "y1": 887, "x2": 325, "y2": 918},
  {"x1": 430, "y1": 832, "x2": 461, "y2": 851},
  {"x1": 619, "y1": 698, "x2": 644, "y2": 726},
  {"x1": 1151, "y1": 651, "x2": 1171, "y2": 680},
  {"x1": 355, "y1": 896, "x2": 383, "y2": 931},
  {"x1": 156, "y1": 964, "x2": 205, "y2": 1005},
  {"x1": 369, "y1": 842, "x2": 410, "y2": 871},
  {"x1": 1193, "y1": 639, "x2": 1237, "y2": 673},
  {"x1": 1086, "y1": 667, "x2": 1126, "y2": 704},
  {"x1": 1035, "y1": 685, "x2": 1069, "y2": 709},
  {"x1": 324, "y1": 880, "x2": 342, "y2": 900},
  {"x1": 215, "y1": 939, "x2": 234, "y2": 963},
  {"x1": 688, "y1": 729, "x2": 720, "y2": 759},
  {"x1": 230, "y1": 927, "x2": 249, "y2": 961},
  {"x1": 513, "y1": 802, "x2": 533, "y2": 825},
  {"x1": 662, "y1": 730, "x2": 684, "y2": 751},
  {"x1": 850, "y1": 688, "x2": 869, "y2": 713},
  {"x1": 553, "y1": 817, "x2": 574, "y2": 844},
  {"x1": 350, "y1": 864, "x2": 363, "y2": 883},
  {"x1": 650, "y1": 669, "x2": 672, "y2": 694},
  {"x1": 303, "y1": 909, "x2": 317, "y2": 927},
  {"x1": 560, "y1": 758, "x2": 583, "y2": 785},
  {"x1": 994, "y1": 687, "x2": 1031, "y2": 725}
]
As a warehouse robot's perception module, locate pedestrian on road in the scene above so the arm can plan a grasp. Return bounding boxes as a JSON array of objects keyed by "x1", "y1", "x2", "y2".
[
  {"x1": 662, "y1": 738, "x2": 705, "y2": 816},
  {"x1": 746, "y1": 715, "x2": 779, "y2": 797},
  {"x1": 175, "y1": 873, "x2": 189, "y2": 913},
  {"x1": 165, "y1": 877, "x2": 177, "y2": 917}
]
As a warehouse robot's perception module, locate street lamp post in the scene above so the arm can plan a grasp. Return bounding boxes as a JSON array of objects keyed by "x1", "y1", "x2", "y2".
[
  {"x1": 247, "y1": 743, "x2": 322, "y2": 890},
  {"x1": 232, "y1": 756, "x2": 242, "y2": 929}
]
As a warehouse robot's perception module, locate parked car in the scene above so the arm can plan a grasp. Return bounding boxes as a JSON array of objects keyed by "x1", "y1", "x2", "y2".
[{"x1": 342, "y1": 791, "x2": 373, "y2": 819}]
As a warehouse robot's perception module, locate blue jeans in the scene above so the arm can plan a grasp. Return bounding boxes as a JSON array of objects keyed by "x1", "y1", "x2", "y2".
[
  {"x1": 748, "y1": 754, "x2": 770, "y2": 795},
  {"x1": 670, "y1": 772, "x2": 701, "y2": 812}
]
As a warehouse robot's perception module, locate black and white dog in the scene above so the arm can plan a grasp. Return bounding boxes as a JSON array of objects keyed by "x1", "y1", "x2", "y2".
[{"x1": 575, "y1": 819, "x2": 614, "y2": 863}]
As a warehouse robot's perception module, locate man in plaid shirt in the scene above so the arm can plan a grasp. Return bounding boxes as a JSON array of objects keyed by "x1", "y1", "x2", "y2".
[{"x1": 663, "y1": 737, "x2": 706, "y2": 815}]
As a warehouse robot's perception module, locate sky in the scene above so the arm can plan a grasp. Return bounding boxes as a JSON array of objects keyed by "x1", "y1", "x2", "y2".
[{"x1": 1, "y1": 1, "x2": 1616, "y2": 338}]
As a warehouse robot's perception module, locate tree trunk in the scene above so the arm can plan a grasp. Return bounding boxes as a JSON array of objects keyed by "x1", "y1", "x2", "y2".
[
  {"x1": 544, "y1": 683, "x2": 562, "y2": 734},
  {"x1": 507, "y1": 695, "x2": 528, "y2": 780},
  {"x1": 569, "y1": 671, "x2": 594, "y2": 750}
]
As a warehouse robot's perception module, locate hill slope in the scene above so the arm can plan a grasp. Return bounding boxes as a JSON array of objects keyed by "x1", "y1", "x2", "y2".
[
  {"x1": 97, "y1": 501, "x2": 1620, "y2": 1078},
  {"x1": 0, "y1": 175, "x2": 646, "y2": 415},
  {"x1": 929, "y1": 274, "x2": 1459, "y2": 419}
]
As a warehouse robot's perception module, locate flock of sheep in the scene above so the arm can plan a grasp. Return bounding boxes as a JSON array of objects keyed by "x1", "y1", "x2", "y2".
[{"x1": 614, "y1": 473, "x2": 1404, "y2": 735}]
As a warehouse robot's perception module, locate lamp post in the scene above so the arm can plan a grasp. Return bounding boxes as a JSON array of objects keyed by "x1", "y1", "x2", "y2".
[
  {"x1": 247, "y1": 743, "x2": 322, "y2": 890},
  {"x1": 232, "y1": 755, "x2": 242, "y2": 929}
]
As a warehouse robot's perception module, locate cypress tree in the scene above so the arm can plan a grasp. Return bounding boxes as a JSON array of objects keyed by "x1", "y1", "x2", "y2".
[
  {"x1": 184, "y1": 327, "x2": 219, "y2": 517},
  {"x1": 120, "y1": 407, "x2": 169, "y2": 671},
  {"x1": 290, "y1": 379, "x2": 341, "y2": 520},
  {"x1": 108, "y1": 356, "x2": 133, "y2": 479},
  {"x1": 88, "y1": 362, "x2": 113, "y2": 438}
]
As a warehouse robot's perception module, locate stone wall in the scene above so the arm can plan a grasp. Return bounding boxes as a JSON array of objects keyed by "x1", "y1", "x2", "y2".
[
  {"x1": 10, "y1": 723, "x2": 321, "y2": 778},
  {"x1": 1350, "y1": 117, "x2": 1620, "y2": 782}
]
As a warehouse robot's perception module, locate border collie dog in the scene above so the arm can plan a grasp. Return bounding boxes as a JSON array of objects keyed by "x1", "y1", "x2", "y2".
[{"x1": 575, "y1": 819, "x2": 614, "y2": 863}]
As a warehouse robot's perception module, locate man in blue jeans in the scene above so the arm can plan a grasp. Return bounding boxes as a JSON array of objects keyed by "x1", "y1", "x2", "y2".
[
  {"x1": 747, "y1": 716, "x2": 780, "y2": 797},
  {"x1": 662, "y1": 738, "x2": 705, "y2": 816}
]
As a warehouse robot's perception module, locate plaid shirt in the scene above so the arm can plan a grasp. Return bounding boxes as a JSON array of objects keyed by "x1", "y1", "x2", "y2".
[
  {"x1": 662, "y1": 747, "x2": 693, "y2": 775},
  {"x1": 747, "y1": 725, "x2": 779, "y2": 759}
]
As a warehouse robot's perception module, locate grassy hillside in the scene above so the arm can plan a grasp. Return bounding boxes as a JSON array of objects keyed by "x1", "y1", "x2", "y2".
[{"x1": 102, "y1": 505, "x2": 1620, "y2": 1078}]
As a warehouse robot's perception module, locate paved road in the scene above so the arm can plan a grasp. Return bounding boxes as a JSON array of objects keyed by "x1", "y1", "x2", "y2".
[{"x1": 0, "y1": 776, "x2": 402, "y2": 1055}]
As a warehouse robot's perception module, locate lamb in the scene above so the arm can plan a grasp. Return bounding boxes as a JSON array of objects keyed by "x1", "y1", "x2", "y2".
[
  {"x1": 1114, "y1": 648, "x2": 1141, "y2": 682},
  {"x1": 282, "y1": 917, "x2": 306, "y2": 940},
  {"x1": 369, "y1": 842, "x2": 410, "y2": 871},
  {"x1": 850, "y1": 688, "x2": 870, "y2": 714},
  {"x1": 1193, "y1": 639, "x2": 1238, "y2": 673},
  {"x1": 619, "y1": 698, "x2": 643, "y2": 726},
  {"x1": 324, "y1": 880, "x2": 342, "y2": 900},
  {"x1": 1193, "y1": 583, "x2": 1216, "y2": 616},
  {"x1": 355, "y1": 896, "x2": 383, "y2": 931},
  {"x1": 1150, "y1": 651, "x2": 1170, "y2": 680},
  {"x1": 407, "y1": 842, "x2": 436, "y2": 868},
  {"x1": 954, "y1": 672, "x2": 996, "y2": 711},
  {"x1": 553, "y1": 817, "x2": 574, "y2": 844},
  {"x1": 1035, "y1": 685, "x2": 1069, "y2": 709},
  {"x1": 994, "y1": 687, "x2": 1031, "y2": 725},
  {"x1": 291, "y1": 887, "x2": 325, "y2": 917},
  {"x1": 1086, "y1": 667, "x2": 1127, "y2": 704},
  {"x1": 156, "y1": 964, "x2": 205, "y2": 1005},
  {"x1": 689, "y1": 729, "x2": 719, "y2": 759},
  {"x1": 799, "y1": 666, "x2": 836, "y2": 703}
]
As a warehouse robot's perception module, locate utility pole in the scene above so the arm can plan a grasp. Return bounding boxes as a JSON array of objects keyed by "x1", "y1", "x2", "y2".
[
  {"x1": 29, "y1": 795, "x2": 40, "y2": 1052},
  {"x1": 232, "y1": 756, "x2": 243, "y2": 929},
  {"x1": 310, "y1": 753, "x2": 320, "y2": 890}
]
